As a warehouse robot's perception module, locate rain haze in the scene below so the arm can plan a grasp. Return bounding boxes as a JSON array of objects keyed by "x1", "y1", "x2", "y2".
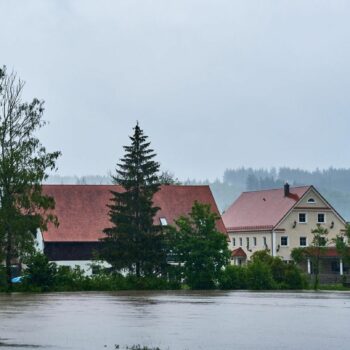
[{"x1": 1, "y1": 0, "x2": 349, "y2": 181}]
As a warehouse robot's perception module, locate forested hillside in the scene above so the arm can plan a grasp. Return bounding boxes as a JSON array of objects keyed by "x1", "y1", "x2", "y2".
[
  {"x1": 47, "y1": 167, "x2": 350, "y2": 220},
  {"x1": 186, "y1": 167, "x2": 350, "y2": 220}
]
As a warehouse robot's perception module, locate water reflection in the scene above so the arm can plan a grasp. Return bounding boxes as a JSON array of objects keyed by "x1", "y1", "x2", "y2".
[{"x1": 0, "y1": 291, "x2": 349, "y2": 350}]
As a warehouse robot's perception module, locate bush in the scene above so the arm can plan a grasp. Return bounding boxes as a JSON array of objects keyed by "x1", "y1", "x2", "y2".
[
  {"x1": 283, "y1": 264, "x2": 308, "y2": 289},
  {"x1": 219, "y1": 265, "x2": 247, "y2": 289},
  {"x1": 246, "y1": 260, "x2": 275, "y2": 290},
  {"x1": 24, "y1": 252, "x2": 57, "y2": 291},
  {"x1": 54, "y1": 265, "x2": 88, "y2": 291},
  {"x1": 5, "y1": 253, "x2": 181, "y2": 292},
  {"x1": 0, "y1": 264, "x2": 7, "y2": 291}
]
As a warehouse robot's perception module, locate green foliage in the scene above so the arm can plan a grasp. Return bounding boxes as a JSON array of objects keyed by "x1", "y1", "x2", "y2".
[
  {"x1": 101, "y1": 123, "x2": 166, "y2": 277},
  {"x1": 5, "y1": 252, "x2": 179, "y2": 292},
  {"x1": 283, "y1": 263, "x2": 308, "y2": 290},
  {"x1": 309, "y1": 224, "x2": 329, "y2": 290},
  {"x1": 219, "y1": 250, "x2": 307, "y2": 290},
  {"x1": 24, "y1": 252, "x2": 57, "y2": 291},
  {"x1": 0, "y1": 264, "x2": 6, "y2": 290},
  {"x1": 250, "y1": 250, "x2": 274, "y2": 264},
  {"x1": 219, "y1": 265, "x2": 247, "y2": 289},
  {"x1": 0, "y1": 67, "x2": 60, "y2": 286},
  {"x1": 246, "y1": 259, "x2": 275, "y2": 290},
  {"x1": 291, "y1": 247, "x2": 307, "y2": 264},
  {"x1": 169, "y1": 201, "x2": 230, "y2": 289},
  {"x1": 335, "y1": 223, "x2": 350, "y2": 265}
]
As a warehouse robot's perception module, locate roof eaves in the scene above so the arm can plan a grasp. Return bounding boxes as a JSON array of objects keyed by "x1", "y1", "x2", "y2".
[{"x1": 273, "y1": 185, "x2": 312, "y2": 230}]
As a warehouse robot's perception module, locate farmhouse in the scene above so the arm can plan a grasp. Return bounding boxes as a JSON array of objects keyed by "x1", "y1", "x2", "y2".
[
  {"x1": 222, "y1": 184, "x2": 348, "y2": 279},
  {"x1": 38, "y1": 184, "x2": 226, "y2": 273}
]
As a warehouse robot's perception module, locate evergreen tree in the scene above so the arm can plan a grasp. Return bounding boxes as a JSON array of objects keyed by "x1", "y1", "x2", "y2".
[{"x1": 101, "y1": 123, "x2": 166, "y2": 277}]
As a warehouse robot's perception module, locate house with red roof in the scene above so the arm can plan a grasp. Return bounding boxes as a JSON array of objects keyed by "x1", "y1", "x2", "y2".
[
  {"x1": 38, "y1": 184, "x2": 226, "y2": 273},
  {"x1": 222, "y1": 184, "x2": 348, "y2": 279}
]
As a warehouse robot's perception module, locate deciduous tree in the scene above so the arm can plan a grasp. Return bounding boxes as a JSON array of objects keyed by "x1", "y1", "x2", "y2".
[
  {"x1": 169, "y1": 201, "x2": 230, "y2": 289},
  {"x1": 310, "y1": 224, "x2": 329, "y2": 289},
  {"x1": 0, "y1": 67, "x2": 60, "y2": 288}
]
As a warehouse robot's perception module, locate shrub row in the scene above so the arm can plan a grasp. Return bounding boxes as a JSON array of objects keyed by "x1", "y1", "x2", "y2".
[
  {"x1": 1, "y1": 251, "x2": 308, "y2": 292},
  {"x1": 0, "y1": 253, "x2": 180, "y2": 292},
  {"x1": 219, "y1": 251, "x2": 308, "y2": 290}
]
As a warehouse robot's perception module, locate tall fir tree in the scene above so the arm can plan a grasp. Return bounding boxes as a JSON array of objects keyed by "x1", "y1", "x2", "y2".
[{"x1": 101, "y1": 123, "x2": 166, "y2": 276}]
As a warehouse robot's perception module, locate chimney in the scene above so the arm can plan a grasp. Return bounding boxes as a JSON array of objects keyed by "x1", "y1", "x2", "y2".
[{"x1": 284, "y1": 182, "x2": 290, "y2": 197}]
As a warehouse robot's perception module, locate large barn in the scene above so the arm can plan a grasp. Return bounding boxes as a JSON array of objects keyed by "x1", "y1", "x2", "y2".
[{"x1": 37, "y1": 184, "x2": 226, "y2": 273}]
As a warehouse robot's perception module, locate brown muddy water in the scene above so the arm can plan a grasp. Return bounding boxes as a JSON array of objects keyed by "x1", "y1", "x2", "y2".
[{"x1": 0, "y1": 291, "x2": 349, "y2": 350}]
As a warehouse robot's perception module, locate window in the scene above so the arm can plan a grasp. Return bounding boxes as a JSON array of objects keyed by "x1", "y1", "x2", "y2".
[
  {"x1": 160, "y1": 217, "x2": 168, "y2": 226},
  {"x1": 317, "y1": 213, "x2": 325, "y2": 223},
  {"x1": 299, "y1": 213, "x2": 307, "y2": 223},
  {"x1": 281, "y1": 236, "x2": 288, "y2": 246},
  {"x1": 300, "y1": 237, "x2": 307, "y2": 246},
  {"x1": 331, "y1": 261, "x2": 340, "y2": 272},
  {"x1": 246, "y1": 237, "x2": 250, "y2": 249},
  {"x1": 239, "y1": 237, "x2": 243, "y2": 246},
  {"x1": 253, "y1": 237, "x2": 257, "y2": 246},
  {"x1": 307, "y1": 198, "x2": 316, "y2": 204},
  {"x1": 232, "y1": 238, "x2": 236, "y2": 246},
  {"x1": 263, "y1": 236, "x2": 267, "y2": 247}
]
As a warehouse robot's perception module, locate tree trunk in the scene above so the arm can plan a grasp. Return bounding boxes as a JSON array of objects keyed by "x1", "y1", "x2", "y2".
[
  {"x1": 6, "y1": 232, "x2": 13, "y2": 290},
  {"x1": 136, "y1": 262, "x2": 140, "y2": 277},
  {"x1": 314, "y1": 255, "x2": 320, "y2": 290}
]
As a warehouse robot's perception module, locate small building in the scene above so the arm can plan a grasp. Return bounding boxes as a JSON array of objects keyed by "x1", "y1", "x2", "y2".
[
  {"x1": 222, "y1": 184, "x2": 348, "y2": 280},
  {"x1": 38, "y1": 184, "x2": 226, "y2": 274}
]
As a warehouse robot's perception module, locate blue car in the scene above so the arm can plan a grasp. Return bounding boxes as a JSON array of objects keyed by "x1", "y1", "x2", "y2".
[{"x1": 11, "y1": 276, "x2": 24, "y2": 284}]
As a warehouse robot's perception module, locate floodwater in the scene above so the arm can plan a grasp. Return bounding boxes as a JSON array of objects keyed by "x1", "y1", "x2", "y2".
[{"x1": 0, "y1": 291, "x2": 349, "y2": 350}]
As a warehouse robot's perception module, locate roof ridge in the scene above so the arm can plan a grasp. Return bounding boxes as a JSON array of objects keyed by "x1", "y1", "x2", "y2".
[
  {"x1": 42, "y1": 184, "x2": 211, "y2": 188},
  {"x1": 242, "y1": 185, "x2": 311, "y2": 194}
]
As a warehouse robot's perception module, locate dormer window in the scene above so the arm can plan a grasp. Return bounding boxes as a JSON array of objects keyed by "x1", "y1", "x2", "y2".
[
  {"x1": 160, "y1": 217, "x2": 168, "y2": 226},
  {"x1": 307, "y1": 198, "x2": 316, "y2": 204}
]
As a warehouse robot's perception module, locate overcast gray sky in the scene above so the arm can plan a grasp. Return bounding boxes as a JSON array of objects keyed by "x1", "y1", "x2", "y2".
[{"x1": 1, "y1": 0, "x2": 349, "y2": 180}]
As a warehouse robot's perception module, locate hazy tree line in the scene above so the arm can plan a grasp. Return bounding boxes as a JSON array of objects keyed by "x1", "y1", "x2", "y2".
[
  {"x1": 47, "y1": 166, "x2": 350, "y2": 220},
  {"x1": 224, "y1": 167, "x2": 350, "y2": 193},
  {"x1": 183, "y1": 167, "x2": 350, "y2": 220}
]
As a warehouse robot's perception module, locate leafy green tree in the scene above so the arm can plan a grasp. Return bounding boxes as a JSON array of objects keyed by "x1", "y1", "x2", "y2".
[
  {"x1": 246, "y1": 259, "x2": 275, "y2": 290},
  {"x1": 251, "y1": 250, "x2": 307, "y2": 289},
  {"x1": 335, "y1": 223, "x2": 350, "y2": 267},
  {"x1": 292, "y1": 226, "x2": 330, "y2": 289},
  {"x1": 101, "y1": 123, "x2": 166, "y2": 277},
  {"x1": 169, "y1": 201, "x2": 230, "y2": 289},
  {"x1": 310, "y1": 224, "x2": 329, "y2": 290},
  {"x1": 291, "y1": 247, "x2": 307, "y2": 264},
  {"x1": 219, "y1": 265, "x2": 248, "y2": 289},
  {"x1": 24, "y1": 252, "x2": 57, "y2": 291},
  {"x1": 0, "y1": 67, "x2": 60, "y2": 288}
]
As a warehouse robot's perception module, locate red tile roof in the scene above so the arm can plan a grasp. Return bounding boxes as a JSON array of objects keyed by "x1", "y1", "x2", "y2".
[
  {"x1": 42, "y1": 185, "x2": 226, "y2": 242},
  {"x1": 231, "y1": 247, "x2": 247, "y2": 258},
  {"x1": 223, "y1": 186, "x2": 311, "y2": 232}
]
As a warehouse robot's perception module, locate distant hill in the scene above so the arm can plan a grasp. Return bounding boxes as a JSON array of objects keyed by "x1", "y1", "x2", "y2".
[
  {"x1": 187, "y1": 167, "x2": 350, "y2": 221},
  {"x1": 47, "y1": 167, "x2": 350, "y2": 221}
]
